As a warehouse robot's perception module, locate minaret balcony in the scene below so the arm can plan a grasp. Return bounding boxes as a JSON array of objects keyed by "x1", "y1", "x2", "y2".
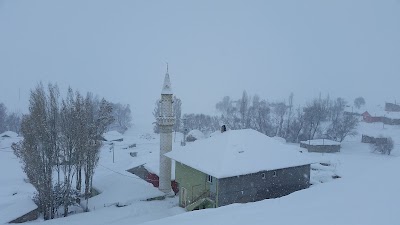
[{"x1": 157, "y1": 116, "x2": 175, "y2": 126}]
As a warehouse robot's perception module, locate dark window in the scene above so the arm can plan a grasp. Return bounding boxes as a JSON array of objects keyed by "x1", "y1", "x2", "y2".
[
  {"x1": 207, "y1": 175, "x2": 213, "y2": 183},
  {"x1": 261, "y1": 173, "x2": 266, "y2": 179},
  {"x1": 273, "y1": 171, "x2": 277, "y2": 177}
]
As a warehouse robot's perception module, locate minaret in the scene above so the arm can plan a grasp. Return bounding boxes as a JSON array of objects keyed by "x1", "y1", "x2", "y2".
[{"x1": 157, "y1": 66, "x2": 175, "y2": 194}]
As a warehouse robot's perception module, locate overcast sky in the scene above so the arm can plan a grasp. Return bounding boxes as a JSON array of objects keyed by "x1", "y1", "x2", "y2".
[{"x1": 1, "y1": 0, "x2": 399, "y2": 130}]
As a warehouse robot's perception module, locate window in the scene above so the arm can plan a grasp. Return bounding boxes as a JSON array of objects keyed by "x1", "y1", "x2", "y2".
[
  {"x1": 273, "y1": 171, "x2": 277, "y2": 177},
  {"x1": 261, "y1": 173, "x2": 266, "y2": 179},
  {"x1": 207, "y1": 175, "x2": 213, "y2": 183}
]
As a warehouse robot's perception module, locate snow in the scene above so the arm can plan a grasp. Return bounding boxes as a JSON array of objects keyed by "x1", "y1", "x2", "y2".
[
  {"x1": 186, "y1": 129, "x2": 205, "y2": 141},
  {"x1": 0, "y1": 137, "x2": 37, "y2": 224},
  {"x1": 301, "y1": 139, "x2": 341, "y2": 146},
  {"x1": 103, "y1": 130, "x2": 124, "y2": 141},
  {"x1": 2, "y1": 122, "x2": 400, "y2": 225},
  {"x1": 166, "y1": 129, "x2": 315, "y2": 179},
  {"x1": 0, "y1": 131, "x2": 18, "y2": 138},
  {"x1": 143, "y1": 123, "x2": 400, "y2": 225},
  {"x1": 161, "y1": 73, "x2": 173, "y2": 95},
  {"x1": 142, "y1": 158, "x2": 400, "y2": 225}
]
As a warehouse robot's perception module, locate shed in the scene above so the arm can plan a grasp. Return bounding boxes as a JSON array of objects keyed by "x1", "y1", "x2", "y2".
[
  {"x1": 300, "y1": 139, "x2": 341, "y2": 153},
  {"x1": 166, "y1": 129, "x2": 313, "y2": 211},
  {"x1": 102, "y1": 131, "x2": 124, "y2": 142}
]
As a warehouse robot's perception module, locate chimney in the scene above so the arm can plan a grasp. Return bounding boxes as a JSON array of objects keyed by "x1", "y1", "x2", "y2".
[{"x1": 221, "y1": 125, "x2": 227, "y2": 133}]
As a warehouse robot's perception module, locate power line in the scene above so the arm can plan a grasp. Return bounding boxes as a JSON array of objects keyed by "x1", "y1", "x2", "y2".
[{"x1": 98, "y1": 164, "x2": 142, "y2": 180}]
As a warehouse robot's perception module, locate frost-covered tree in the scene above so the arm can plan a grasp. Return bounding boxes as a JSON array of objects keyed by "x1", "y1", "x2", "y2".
[{"x1": 372, "y1": 136, "x2": 394, "y2": 155}]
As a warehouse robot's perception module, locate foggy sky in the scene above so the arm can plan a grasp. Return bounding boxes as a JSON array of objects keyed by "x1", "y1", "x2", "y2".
[{"x1": 1, "y1": 0, "x2": 399, "y2": 130}]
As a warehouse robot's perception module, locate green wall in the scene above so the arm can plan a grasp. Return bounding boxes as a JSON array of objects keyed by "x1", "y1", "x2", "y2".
[{"x1": 175, "y1": 162, "x2": 213, "y2": 208}]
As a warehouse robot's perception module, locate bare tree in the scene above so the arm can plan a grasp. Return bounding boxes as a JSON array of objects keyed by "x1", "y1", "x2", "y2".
[
  {"x1": 248, "y1": 95, "x2": 271, "y2": 135},
  {"x1": 284, "y1": 93, "x2": 294, "y2": 139},
  {"x1": 327, "y1": 114, "x2": 358, "y2": 142},
  {"x1": 59, "y1": 88, "x2": 78, "y2": 216},
  {"x1": 354, "y1": 97, "x2": 366, "y2": 109},
  {"x1": 239, "y1": 91, "x2": 250, "y2": 129},
  {"x1": 0, "y1": 103, "x2": 6, "y2": 133},
  {"x1": 272, "y1": 102, "x2": 287, "y2": 137},
  {"x1": 303, "y1": 98, "x2": 329, "y2": 140},
  {"x1": 182, "y1": 113, "x2": 220, "y2": 134},
  {"x1": 109, "y1": 103, "x2": 132, "y2": 134},
  {"x1": 173, "y1": 96, "x2": 182, "y2": 133},
  {"x1": 6, "y1": 112, "x2": 22, "y2": 134},
  {"x1": 14, "y1": 83, "x2": 115, "y2": 219},
  {"x1": 14, "y1": 83, "x2": 56, "y2": 220}
]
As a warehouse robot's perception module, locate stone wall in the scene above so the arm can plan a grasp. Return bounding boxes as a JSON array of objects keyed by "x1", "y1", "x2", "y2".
[{"x1": 300, "y1": 143, "x2": 340, "y2": 153}]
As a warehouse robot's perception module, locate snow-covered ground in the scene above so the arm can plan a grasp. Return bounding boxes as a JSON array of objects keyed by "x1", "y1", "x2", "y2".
[
  {"x1": 1, "y1": 121, "x2": 399, "y2": 225},
  {"x1": 0, "y1": 136, "x2": 36, "y2": 224}
]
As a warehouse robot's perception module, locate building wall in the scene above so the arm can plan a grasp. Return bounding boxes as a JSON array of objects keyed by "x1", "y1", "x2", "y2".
[
  {"x1": 175, "y1": 162, "x2": 211, "y2": 207},
  {"x1": 385, "y1": 103, "x2": 400, "y2": 112},
  {"x1": 300, "y1": 143, "x2": 340, "y2": 153},
  {"x1": 217, "y1": 165, "x2": 310, "y2": 207}
]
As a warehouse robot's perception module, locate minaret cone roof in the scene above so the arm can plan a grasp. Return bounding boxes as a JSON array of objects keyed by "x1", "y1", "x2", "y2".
[{"x1": 161, "y1": 72, "x2": 173, "y2": 95}]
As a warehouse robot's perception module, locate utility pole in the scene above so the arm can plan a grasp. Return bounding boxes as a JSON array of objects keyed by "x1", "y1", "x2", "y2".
[{"x1": 110, "y1": 142, "x2": 115, "y2": 163}]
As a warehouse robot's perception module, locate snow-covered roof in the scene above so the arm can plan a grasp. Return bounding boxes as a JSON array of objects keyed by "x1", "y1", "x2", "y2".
[
  {"x1": 103, "y1": 131, "x2": 124, "y2": 141},
  {"x1": 186, "y1": 129, "x2": 205, "y2": 140},
  {"x1": 359, "y1": 104, "x2": 400, "y2": 119},
  {"x1": 384, "y1": 111, "x2": 400, "y2": 119},
  {"x1": 0, "y1": 131, "x2": 18, "y2": 138},
  {"x1": 300, "y1": 139, "x2": 341, "y2": 146},
  {"x1": 166, "y1": 129, "x2": 314, "y2": 179},
  {"x1": 161, "y1": 73, "x2": 173, "y2": 95}
]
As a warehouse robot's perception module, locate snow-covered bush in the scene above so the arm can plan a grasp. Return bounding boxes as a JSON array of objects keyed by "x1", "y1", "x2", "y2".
[{"x1": 372, "y1": 136, "x2": 394, "y2": 155}]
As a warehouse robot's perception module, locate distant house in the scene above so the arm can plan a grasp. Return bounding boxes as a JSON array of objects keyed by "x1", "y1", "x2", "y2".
[
  {"x1": 300, "y1": 139, "x2": 341, "y2": 153},
  {"x1": 127, "y1": 165, "x2": 179, "y2": 194},
  {"x1": 166, "y1": 129, "x2": 313, "y2": 211},
  {"x1": 385, "y1": 102, "x2": 400, "y2": 112},
  {"x1": 362, "y1": 111, "x2": 383, "y2": 123},
  {"x1": 360, "y1": 102, "x2": 400, "y2": 125}
]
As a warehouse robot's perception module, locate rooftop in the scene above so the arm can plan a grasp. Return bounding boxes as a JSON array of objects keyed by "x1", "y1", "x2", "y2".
[{"x1": 166, "y1": 129, "x2": 314, "y2": 179}]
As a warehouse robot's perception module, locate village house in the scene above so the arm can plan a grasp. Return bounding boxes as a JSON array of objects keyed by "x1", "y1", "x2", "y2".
[
  {"x1": 361, "y1": 102, "x2": 400, "y2": 125},
  {"x1": 166, "y1": 128, "x2": 313, "y2": 211}
]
